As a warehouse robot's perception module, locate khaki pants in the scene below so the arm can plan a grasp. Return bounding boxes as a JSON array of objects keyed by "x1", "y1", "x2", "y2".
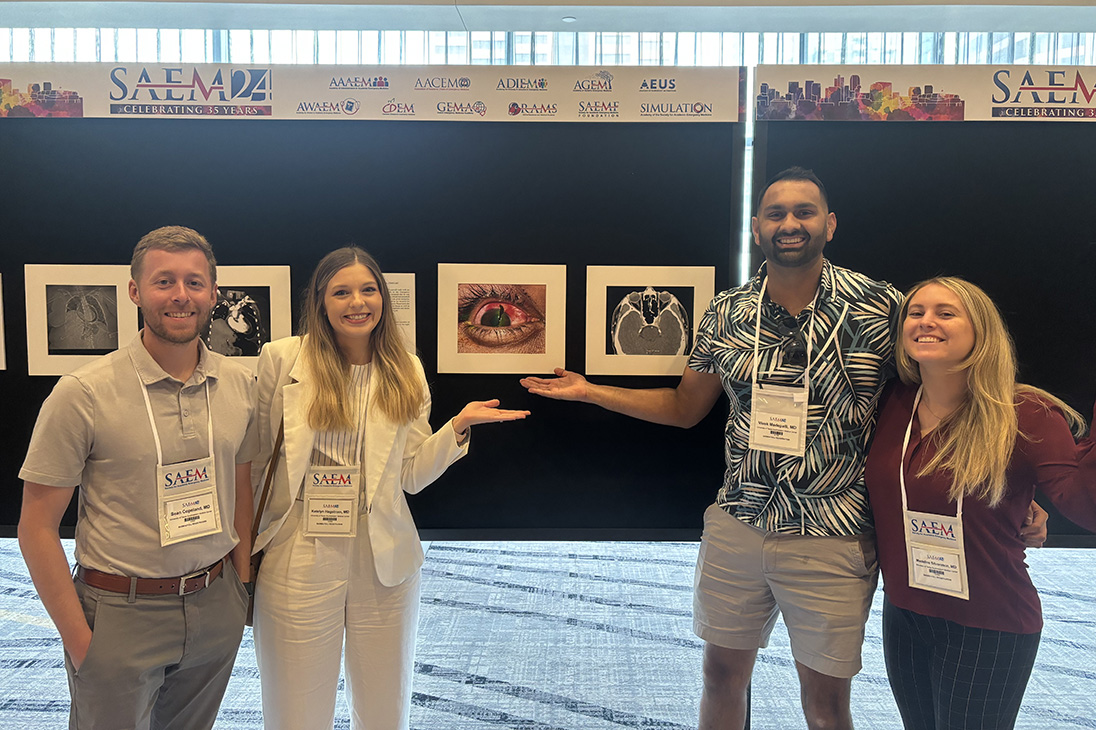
[{"x1": 66, "y1": 561, "x2": 249, "y2": 730}]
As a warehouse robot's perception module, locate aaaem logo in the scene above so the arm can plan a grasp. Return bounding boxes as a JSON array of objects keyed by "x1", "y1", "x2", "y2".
[
  {"x1": 329, "y1": 75, "x2": 389, "y2": 90},
  {"x1": 990, "y1": 68, "x2": 1096, "y2": 118},
  {"x1": 108, "y1": 66, "x2": 272, "y2": 115}
]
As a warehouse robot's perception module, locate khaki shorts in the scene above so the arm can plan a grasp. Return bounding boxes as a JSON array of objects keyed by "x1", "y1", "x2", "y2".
[{"x1": 693, "y1": 503, "x2": 878, "y2": 679}]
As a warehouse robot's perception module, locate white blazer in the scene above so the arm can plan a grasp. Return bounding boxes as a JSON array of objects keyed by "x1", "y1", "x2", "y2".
[{"x1": 251, "y1": 336, "x2": 468, "y2": 586}]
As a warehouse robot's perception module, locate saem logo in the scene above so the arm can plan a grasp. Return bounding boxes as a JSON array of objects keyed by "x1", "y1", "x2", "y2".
[
  {"x1": 909, "y1": 518, "x2": 956, "y2": 541},
  {"x1": 990, "y1": 69, "x2": 1096, "y2": 118},
  {"x1": 109, "y1": 66, "x2": 271, "y2": 102},
  {"x1": 164, "y1": 467, "x2": 209, "y2": 488},
  {"x1": 312, "y1": 473, "x2": 354, "y2": 486}
]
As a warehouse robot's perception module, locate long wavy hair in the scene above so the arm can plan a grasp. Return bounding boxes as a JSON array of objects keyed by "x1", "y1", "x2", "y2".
[
  {"x1": 299, "y1": 246, "x2": 425, "y2": 429},
  {"x1": 895, "y1": 276, "x2": 1085, "y2": 506}
]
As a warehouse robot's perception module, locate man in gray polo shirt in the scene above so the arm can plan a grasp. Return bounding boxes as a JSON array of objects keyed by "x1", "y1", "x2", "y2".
[{"x1": 18, "y1": 226, "x2": 257, "y2": 730}]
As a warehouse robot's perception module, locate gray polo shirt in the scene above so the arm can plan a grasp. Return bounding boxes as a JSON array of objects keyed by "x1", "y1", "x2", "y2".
[{"x1": 20, "y1": 332, "x2": 258, "y2": 577}]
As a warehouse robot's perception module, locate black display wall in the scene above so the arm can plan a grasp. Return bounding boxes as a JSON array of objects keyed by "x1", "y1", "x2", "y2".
[
  {"x1": 756, "y1": 120, "x2": 1096, "y2": 543},
  {"x1": 0, "y1": 118, "x2": 739, "y2": 536}
]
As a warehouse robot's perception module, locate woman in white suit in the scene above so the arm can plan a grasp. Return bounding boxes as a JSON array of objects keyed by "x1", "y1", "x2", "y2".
[{"x1": 250, "y1": 246, "x2": 529, "y2": 730}]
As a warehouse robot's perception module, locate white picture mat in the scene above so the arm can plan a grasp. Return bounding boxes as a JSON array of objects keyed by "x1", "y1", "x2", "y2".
[
  {"x1": 25, "y1": 264, "x2": 138, "y2": 376},
  {"x1": 437, "y1": 263, "x2": 566, "y2": 374},
  {"x1": 0, "y1": 274, "x2": 6, "y2": 371},
  {"x1": 383, "y1": 273, "x2": 416, "y2": 353},
  {"x1": 586, "y1": 265, "x2": 715, "y2": 376},
  {"x1": 213, "y1": 266, "x2": 293, "y2": 370}
]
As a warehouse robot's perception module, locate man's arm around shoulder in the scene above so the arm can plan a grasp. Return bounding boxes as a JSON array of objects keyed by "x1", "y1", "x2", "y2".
[{"x1": 18, "y1": 482, "x2": 92, "y2": 670}]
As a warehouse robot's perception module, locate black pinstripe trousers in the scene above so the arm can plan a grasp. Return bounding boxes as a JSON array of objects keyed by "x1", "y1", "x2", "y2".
[{"x1": 882, "y1": 597, "x2": 1041, "y2": 730}]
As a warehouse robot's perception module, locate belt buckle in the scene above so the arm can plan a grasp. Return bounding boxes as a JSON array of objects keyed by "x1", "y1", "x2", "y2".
[{"x1": 178, "y1": 565, "x2": 213, "y2": 596}]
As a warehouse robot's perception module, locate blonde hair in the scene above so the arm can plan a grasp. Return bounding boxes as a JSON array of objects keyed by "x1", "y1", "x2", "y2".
[
  {"x1": 299, "y1": 246, "x2": 425, "y2": 429},
  {"x1": 896, "y1": 277, "x2": 1085, "y2": 506}
]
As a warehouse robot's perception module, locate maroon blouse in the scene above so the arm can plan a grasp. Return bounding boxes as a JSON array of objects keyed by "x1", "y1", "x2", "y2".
[{"x1": 865, "y1": 382, "x2": 1096, "y2": 634}]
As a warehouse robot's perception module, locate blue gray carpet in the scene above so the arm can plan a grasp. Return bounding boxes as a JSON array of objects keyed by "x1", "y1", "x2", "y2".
[{"x1": 0, "y1": 540, "x2": 1093, "y2": 729}]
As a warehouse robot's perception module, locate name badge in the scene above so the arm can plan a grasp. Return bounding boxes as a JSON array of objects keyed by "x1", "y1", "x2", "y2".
[
  {"x1": 158, "y1": 455, "x2": 221, "y2": 546},
  {"x1": 903, "y1": 508, "x2": 969, "y2": 600},
  {"x1": 303, "y1": 466, "x2": 360, "y2": 537},
  {"x1": 748, "y1": 381, "x2": 809, "y2": 457}
]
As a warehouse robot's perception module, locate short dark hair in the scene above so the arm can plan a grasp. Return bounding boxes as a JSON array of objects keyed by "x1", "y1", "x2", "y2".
[
  {"x1": 754, "y1": 166, "x2": 829, "y2": 214},
  {"x1": 131, "y1": 226, "x2": 217, "y2": 282}
]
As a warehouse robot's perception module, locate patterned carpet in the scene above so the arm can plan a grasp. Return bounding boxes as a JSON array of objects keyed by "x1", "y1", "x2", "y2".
[{"x1": 0, "y1": 539, "x2": 1093, "y2": 729}]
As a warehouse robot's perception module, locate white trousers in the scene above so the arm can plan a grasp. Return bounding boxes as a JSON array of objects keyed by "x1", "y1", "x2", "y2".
[{"x1": 254, "y1": 501, "x2": 421, "y2": 730}]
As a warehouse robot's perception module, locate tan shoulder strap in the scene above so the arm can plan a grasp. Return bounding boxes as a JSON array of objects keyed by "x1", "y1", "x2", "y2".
[{"x1": 250, "y1": 420, "x2": 285, "y2": 545}]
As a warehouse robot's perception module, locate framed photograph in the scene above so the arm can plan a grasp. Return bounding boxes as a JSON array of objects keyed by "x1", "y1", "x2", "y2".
[
  {"x1": 438, "y1": 263, "x2": 566, "y2": 374},
  {"x1": 25, "y1": 264, "x2": 138, "y2": 376},
  {"x1": 586, "y1": 265, "x2": 715, "y2": 376},
  {"x1": 383, "y1": 272, "x2": 416, "y2": 353},
  {"x1": 206, "y1": 266, "x2": 292, "y2": 370}
]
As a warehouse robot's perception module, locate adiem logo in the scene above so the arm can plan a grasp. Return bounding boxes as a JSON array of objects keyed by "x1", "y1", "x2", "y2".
[{"x1": 497, "y1": 77, "x2": 549, "y2": 91}]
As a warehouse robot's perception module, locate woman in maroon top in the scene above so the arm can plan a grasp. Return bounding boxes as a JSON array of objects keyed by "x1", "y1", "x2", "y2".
[{"x1": 865, "y1": 276, "x2": 1096, "y2": 730}]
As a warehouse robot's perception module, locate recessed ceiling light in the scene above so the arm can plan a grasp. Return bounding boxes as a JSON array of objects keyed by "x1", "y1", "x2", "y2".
[{"x1": 562, "y1": 16, "x2": 577, "y2": 23}]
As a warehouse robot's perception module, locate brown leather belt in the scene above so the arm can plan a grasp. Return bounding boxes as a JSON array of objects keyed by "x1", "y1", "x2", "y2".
[{"x1": 76, "y1": 558, "x2": 225, "y2": 597}]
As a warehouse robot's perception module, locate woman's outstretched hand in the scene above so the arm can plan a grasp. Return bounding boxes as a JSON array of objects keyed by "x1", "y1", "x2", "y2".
[{"x1": 452, "y1": 399, "x2": 531, "y2": 435}]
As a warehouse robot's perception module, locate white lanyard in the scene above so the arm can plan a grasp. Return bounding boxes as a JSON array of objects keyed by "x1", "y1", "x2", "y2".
[
  {"x1": 139, "y1": 375, "x2": 215, "y2": 469},
  {"x1": 138, "y1": 367, "x2": 222, "y2": 547},
  {"x1": 746, "y1": 277, "x2": 817, "y2": 458},
  {"x1": 750, "y1": 276, "x2": 818, "y2": 388},
  {"x1": 899, "y1": 386, "x2": 969, "y2": 600}
]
